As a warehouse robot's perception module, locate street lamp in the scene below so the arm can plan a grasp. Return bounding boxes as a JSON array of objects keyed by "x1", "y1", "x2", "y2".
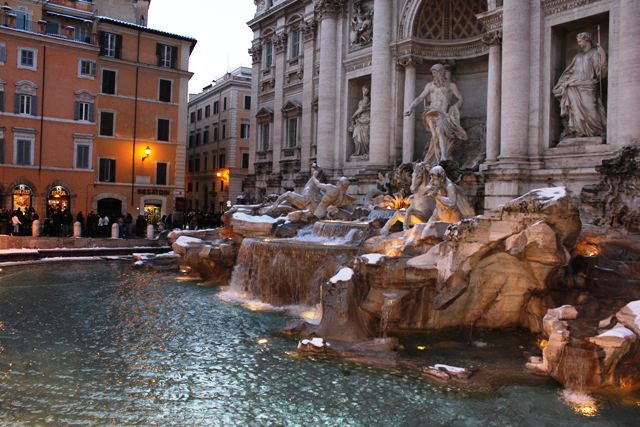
[{"x1": 141, "y1": 146, "x2": 151, "y2": 162}]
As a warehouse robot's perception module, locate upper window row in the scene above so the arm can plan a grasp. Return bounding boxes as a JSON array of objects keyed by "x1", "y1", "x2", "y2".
[
  {"x1": 189, "y1": 96, "x2": 251, "y2": 123},
  {"x1": 262, "y1": 29, "x2": 301, "y2": 68},
  {"x1": 99, "y1": 32, "x2": 178, "y2": 69},
  {"x1": 100, "y1": 68, "x2": 172, "y2": 102}
]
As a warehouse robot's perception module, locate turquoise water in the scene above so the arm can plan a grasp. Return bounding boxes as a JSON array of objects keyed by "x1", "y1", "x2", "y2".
[{"x1": 0, "y1": 262, "x2": 638, "y2": 426}]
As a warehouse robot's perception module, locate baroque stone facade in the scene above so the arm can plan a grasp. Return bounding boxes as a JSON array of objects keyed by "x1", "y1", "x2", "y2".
[{"x1": 245, "y1": 0, "x2": 640, "y2": 211}]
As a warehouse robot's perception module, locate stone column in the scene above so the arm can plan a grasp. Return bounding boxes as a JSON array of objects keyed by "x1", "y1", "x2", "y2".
[
  {"x1": 617, "y1": 0, "x2": 640, "y2": 145},
  {"x1": 315, "y1": 1, "x2": 342, "y2": 170},
  {"x1": 369, "y1": 0, "x2": 392, "y2": 166},
  {"x1": 300, "y1": 18, "x2": 316, "y2": 173},
  {"x1": 483, "y1": 31, "x2": 502, "y2": 162},
  {"x1": 248, "y1": 40, "x2": 262, "y2": 175},
  {"x1": 271, "y1": 31, "x2": 287, "y2": 174},
  {"x1": 498, "y1": 0, "x2": 530, "y2": 162},
  {"x1": 401, "y1": 56, "x2": 417, "y2": 163}
]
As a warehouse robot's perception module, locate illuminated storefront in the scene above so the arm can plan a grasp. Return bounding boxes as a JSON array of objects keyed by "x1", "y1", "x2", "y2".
[
  {"x1": 12, "y1": 185, "x2": 32, "y2": 212},
  {"x1": 47, "y1": 186, "x2": 71, "y2": 214}
]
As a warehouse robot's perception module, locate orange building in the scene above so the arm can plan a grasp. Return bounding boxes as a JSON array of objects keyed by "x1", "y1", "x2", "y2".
[{"x1": 0, "y1": 0, "x2": 195, "y2": 224}]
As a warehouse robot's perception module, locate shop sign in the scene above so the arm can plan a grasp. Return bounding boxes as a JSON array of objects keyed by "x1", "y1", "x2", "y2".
[
  {"x1": 14, "y1": 185, "x2": 32, "y2": 195},
  {"x1": 138, "y1": 188, "x2": 170, "y2": 196}
]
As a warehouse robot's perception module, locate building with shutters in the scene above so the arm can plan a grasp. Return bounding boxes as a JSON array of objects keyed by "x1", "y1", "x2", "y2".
[
  {"x1": 0, "y1": 0, "x2": 195, "y2": 225},
  {"x1": 186, "y1": 67, "x2": 252, "y2": 214}
]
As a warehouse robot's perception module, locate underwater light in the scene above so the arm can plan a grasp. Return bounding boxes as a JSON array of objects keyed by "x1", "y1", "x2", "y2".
[
  {"x1": 417, "y1": 345, "x2": 427, "y2": 351},
  {"x1": 257, "y1": 338, "x2": 268, "y2": 345}
]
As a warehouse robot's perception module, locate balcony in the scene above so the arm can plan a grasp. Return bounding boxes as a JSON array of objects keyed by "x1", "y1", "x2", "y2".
[
  {"x1": 1, "y1": 6, "x2": 95, "y2": 44},
  {"x1": 47, "y1": 1, "x2": 95, "y2": 13}
]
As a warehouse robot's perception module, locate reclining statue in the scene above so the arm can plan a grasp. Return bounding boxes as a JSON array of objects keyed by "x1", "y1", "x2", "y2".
[
  {"x1": 380, "y1": 162, "x2": 435, "y2": 235},
  {"x1": 311, "y1": 176, "x2": 352, "y2": 219},
  {"x1": 269, "y1": 168, "x2": 323, "y2": 213},
  {"x1": 424, "y1": 165, "x2": 475, "y2": 223}
]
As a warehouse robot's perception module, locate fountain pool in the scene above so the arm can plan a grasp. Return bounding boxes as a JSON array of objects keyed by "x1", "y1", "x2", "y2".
[{"x1": 0, "y1": 262, "x2": 638, "y2": 426}]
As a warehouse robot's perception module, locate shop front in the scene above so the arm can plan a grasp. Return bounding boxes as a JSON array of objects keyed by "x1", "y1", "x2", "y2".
[
  {"x1": 47, "y1": 186, "x2": 71, "y2": 215},
  {"x1": 12, "y1": 185, "x2": 32, "y2": 212}
]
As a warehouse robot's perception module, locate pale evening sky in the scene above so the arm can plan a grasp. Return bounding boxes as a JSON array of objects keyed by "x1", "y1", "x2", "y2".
[{"x1": 148, "y1": 0, "x2": 256, "y2": 94}]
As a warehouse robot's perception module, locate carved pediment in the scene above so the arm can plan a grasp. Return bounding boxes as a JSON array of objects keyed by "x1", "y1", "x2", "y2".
[
  {"x1": 15, "y1": 80, "x2": 38, "y2": 95},
  {"x1": 74, "y1": 89, "x2": 96, "y2": 102},
  {"x1": 281, "y1": 100, "x2": 302, "y2": 115},
  {"x1": 256, "y1": 106, "x2": 274, "y2": 120}
]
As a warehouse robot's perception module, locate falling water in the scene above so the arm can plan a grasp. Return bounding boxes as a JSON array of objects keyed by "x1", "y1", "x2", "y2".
[{"x1": 379, "y1": 291, "x2": 406, "y2": 339}]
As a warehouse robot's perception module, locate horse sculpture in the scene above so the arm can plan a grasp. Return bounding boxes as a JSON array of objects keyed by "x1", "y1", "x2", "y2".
[{"x1": 380, "y1": 162, "x2": 435, "y2": 235}]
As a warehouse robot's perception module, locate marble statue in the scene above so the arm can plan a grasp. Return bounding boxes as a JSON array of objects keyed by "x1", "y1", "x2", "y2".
[
  {"x1": 405, "y1": 64, "x2": 468, "y2": 165},
  {"x1": 348, "y1": 85, "x2": 371, "y2": 158},
  {"x1": 380, "y1": 162, "x2": 435, "y2": 235},
  {"x1": 424, "y1": 165, "x2": 475, "y2": 223},
  {"x1": 553, "y1": 32, "x2": 607, "y2": 139},
  {"x1": 270, "y1": 167, "x2": 323, "y2": 213},
  {"x1": 311, "y1": 176, "x2": 351, "y2": 219},
  {"x1": 350, "y1": 5, "x2": 373, "y2": 46}
]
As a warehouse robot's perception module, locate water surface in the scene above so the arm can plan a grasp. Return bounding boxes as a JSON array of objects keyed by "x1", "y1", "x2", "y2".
[{"x1": 0, "y1": 262, "x2": 638, "y2": 426}]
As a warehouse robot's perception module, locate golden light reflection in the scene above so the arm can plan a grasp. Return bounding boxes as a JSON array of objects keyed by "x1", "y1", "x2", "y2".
[
  {"x1": 300, "y1": 310, "x2": 320, "y2": 321},
  {"x1": 560, "y1": 390, "x2": 600, "y2": 417},
  {"x1": 417, "y1": 345, "x2": 427, "y2": 351},
  {"x1": 244, "y1": 302, "x2": 270, "y2": 312},
  {"x1": 257, "y1": 338, "x2": 268, "y2": 345},
  {"x1": 284, "y1": 351, "x2": 301, "y2": 359},
  {"x1": 575, "y1": 238, "x2": 601, "y2": 257},
  {"x1": 537, "y1": 339, "x2": 549, "y2": 350}
]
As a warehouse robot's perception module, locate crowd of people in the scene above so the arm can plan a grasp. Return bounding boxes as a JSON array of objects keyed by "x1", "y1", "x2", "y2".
[{"x1": 0, "y1": 207, "x2": 226, "y2": 237}]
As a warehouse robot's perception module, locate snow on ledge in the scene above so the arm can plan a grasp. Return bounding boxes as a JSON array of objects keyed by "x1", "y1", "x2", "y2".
[
  {"x1": 301, "y1": 337, "x2": 327, "y2": 348},
  {"x1": 329, "y1": 267, "x2": 354, "y2": 284},
  {"x1": 174, "y1": 236, "x2": 203, "y2": 248},
  {"x1": 596, "y1": 326, "x2": 636, "y2": 340},
  {"x1": 362, "y1": 253, "x2": 384, "y2": 265},
  {"x1": 530, "y1": 187, "x2": 567, "y2": 202},
  {"x1": 232, "y1": 212, "x2": 279, "y2": 224},
  {"x1": 430, "y1": 364, "x2": 467, "y2": 373}
]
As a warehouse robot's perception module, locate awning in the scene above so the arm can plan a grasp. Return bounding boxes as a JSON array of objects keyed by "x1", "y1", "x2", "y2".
[{"x1": 45, "y1": 11, "x2": 92, "y2": 24}]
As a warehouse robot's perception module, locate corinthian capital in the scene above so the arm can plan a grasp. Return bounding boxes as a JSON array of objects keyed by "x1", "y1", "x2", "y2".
[
  {"x1": 481, "y1": 30, "x2": 502, "y2": 46},
  {"x1": 314, "y1": 0, "x2": 346, "y2": 20}
]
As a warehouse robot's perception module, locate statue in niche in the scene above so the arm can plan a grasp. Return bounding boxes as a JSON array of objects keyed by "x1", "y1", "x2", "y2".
[
  {"x1": 348, "y1": 85, "x2": 371, "y2": 159},
  {"x1": 350, "y1": 5, "x2": 373, "y2": 46},
  {"x1": 424, "y1": 165, "x2": 475, "y2": 223},
  {"x1": 405, "y1": 64, "x2": 468, "y2": 165},
  {"x1": 380, "y1": 162, "x2": 435, "y2": 235},
  {"x1": 553, "y1": 31, "x2": 607, "y2": 139}
]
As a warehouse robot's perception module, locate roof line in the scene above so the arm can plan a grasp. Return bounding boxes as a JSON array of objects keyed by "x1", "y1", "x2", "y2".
[{"x1": 96, "y1": 16, "x2": 197, "y2": 50}]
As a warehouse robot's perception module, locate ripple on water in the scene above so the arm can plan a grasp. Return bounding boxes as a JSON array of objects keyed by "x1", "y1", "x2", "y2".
[{"x1": 1, "y1": 262, "x2": 639, "y2": 426}]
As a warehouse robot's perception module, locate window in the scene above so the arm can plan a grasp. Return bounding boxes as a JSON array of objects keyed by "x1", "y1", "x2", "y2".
[
  {"x1": 100, "y1": 32, "x2": 121, "y2": 58},
  {"x1": 75, "y1": 101, "x2": 94, "y2": 122},
  {"x1": 100, "y1": 111, "x2": 115, "y2": 136},
  {"x1": 213, "y1": 127, "x2": 219, "y2": 142},
  {"x1": 241, "y1": 123, "x2": 250, "y2": 139},
  {"x1": 156, "y1": 162, "x2": 167, "y2": 185},
  {"x1": 73, "y1": 26, "x2": 88, "y2": 43},
  {"x1": 101, "y1": 69, "x2": 116, "y2": 94},
  {"x1": 286, "y1": 117, "x2": 298, "y2": 148},
  {"x1": 157, "y1": 118, "x2": 170, "y2": 141},
  {"x1": 45, "y1": 22, "x2": 59, "y2": 36},
  {"x1": 15, "y1": 139, "x2": 32, "y2": 165},
  {"x1": 14, "y1": 9, "x2": 31, "y2": 31},
  {"x1": 189, "y1": 134, "x2": 195, "y2": 147},
  {"x1": 99, "y1": 158, "x2": 116, "y2": 182},
  {"x1": 190, "y1": 111, "x2": 196, "y2": 123},
  {"x1": 187, "y1": 182, "x2": 192, "y2": 192},
  {"x1": 205, "y1": 105, "x2": 211, "y2": 117},
  {"x1": 0, "y1": 43, "x2": 6, "y2": 64},
  {"x1": 290, "y1": 29, "x2": 301, "y2": 58},
  {"x1": 78, "y1": 59, "x2": 96, "y2": 78},
  {"x1": 197, "y1": 109, "x2": 202, "y2": 121},
  {"x1": 203, "y1": 154, "x2": 208, "y2": 171},
  {"x1": 213, "y1": 101, "x2": 219, "y2": 114},
  {"x1": 15, "y1": 94, "x2": 36, "y2": 116},
  {"x1": 211, "y1": 152, "x2": 217, "y2": 169},
  {"x1": 188, "y1": 158, "x2": 193, "y2": 172},
  {"x1": 195, "y1": 158, "x2": 200, "y2": 172},
  {"x1": 259, "y1": 123, "x2": 270, "y2": 151},
  {"x1": 18, "y1": 48, "x2": 36, "y2": 70},
  {"x1": 159, "y1": 79, "x2": 172, "y2": 102},
  {"x1": 264, "y1": 41, "x2": 273, "y2": 67},
  {"x1": 156, "y1": 43, "x2": 176, "y2": 68},
  {"x1": 244, "y1": 96, "x2": 251, "y2": 110},
  {"x1": 242, "y1": 152, "x2": 249, "y2": 169},
  {"x1": 219, "y1": 181, "x2": 224, "y2": 192},
  {"x1": 195, "y1": 133, "x2": 201, "y2": 146},
  {"x1": 222, "y1": 124, "x2": 226, "y2": 139},
  {"x1": 203, "y1": 130, "x2": 209, "y2": 145},
  {"x1": 219, "y1": 153, "x2": 226, "y2": 168},
  {"x1": 0, "y1": 88, "x2": 4, "y2": 112},
  {"x1": 0, "y1": 130, "x2": 5, "y2": 164},
  {"x1": 75, "y1": 143, "x2": 91, "y2": 169}
]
